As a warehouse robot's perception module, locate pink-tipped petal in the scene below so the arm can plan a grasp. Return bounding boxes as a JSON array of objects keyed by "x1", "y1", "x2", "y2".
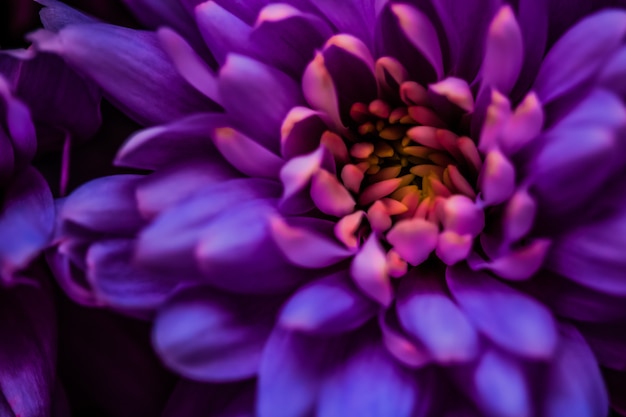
[
  {"x1": 387, "y1": 219, "x2": 438, "y2": 266},
  {"x1": 351, "y1": 235, "x2": 392, "y2": 306}
]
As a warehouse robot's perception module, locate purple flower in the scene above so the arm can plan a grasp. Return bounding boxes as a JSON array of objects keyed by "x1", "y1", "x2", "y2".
[{"x1": 40, "y1": 0, "x2": 626, "y2": 415}]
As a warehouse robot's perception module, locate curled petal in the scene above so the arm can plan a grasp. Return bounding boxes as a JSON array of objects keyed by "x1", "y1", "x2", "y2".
[{"x1": 386, "y1": 219, "x2": 438, "y2": 266}]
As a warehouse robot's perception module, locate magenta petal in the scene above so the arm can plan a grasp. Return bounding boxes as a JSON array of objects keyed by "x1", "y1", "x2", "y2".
[
  {"x1": 195, "y1": 1, "x2": 252, "y2": 65},
  {"x1": 302, "y1": 52, "x2": 343, "y2": 130},
  {"x1": 481, "y1": 6, "x2": 523, "y2": 95},
  {"x1": 212, "y1": 127, "x2": 284, "y2": 179},
  {"x1": 0, "y1": 168, "x2": 53, "y2": 277},
  {"x1": 310, "y1": 169, "x2": 356, "y2": 217},
  {"x1": 350, "y1": 235, "x2": 392, "y2": 306},
  {"x1": 318, "y1": 341, "x2": 419, "y2": 417},
  {"x1": 544, "y1": 327, "x2": 608, "y2": 417},
  {"x1": 116, "y1": 113, "x2": 229, "y2": 170},
  {"x1": 153, "y1": 286, "x2": 276, "y2": 381},
  {"x1": 478, "y1": 150, "x2": 515, "y2": 206},
  {"x1": 447, "y1": 265, "x2": 557, "y2": 359},
  {"x1": 219, "y1": 54, "x2": 303, "y2": 152},
  {"x1": 386, "y1": 218, "x2": 438, "y2": 266},
  {"x1": 502, "y1": 189, "x2": 536, "y2": 243},
  {"x1": 61, "y1": 175, "x2": 143, "y2": 234},
  {"x1": 397, "y1": 270, "x2": 478, "y2": 363},
  {"x1": 270, "y1": 216, "x2": 353, "y2": 268},
  {"x1": 30, "y1": 24, "x2": 217, "y2": 126},
  {"x1": 533, "y1": 9, "x2": 626, "y2": 103},
  {"x1": 157, "y1": 28, "x2": 220, "y2": 103},
  {"x1": 279, "y1": 271, "x2": 377, "y2": 334}
]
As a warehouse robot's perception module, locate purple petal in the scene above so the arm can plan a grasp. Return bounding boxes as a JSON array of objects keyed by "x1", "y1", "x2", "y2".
[
  {"x1": 384, "y1": 4, "x2": 443, "y2": 81},
  {"x1": 250, "y1": 4, "x2": 333, "y2": 76},
  {"x1": 0, "y1": 168, "x2": 54, "y2": 278},
  {"x1": 86, "y1": 239, "x2": 182, "y2": 313},
  {"x1": 472, "y1": 350, "x2": 530, "y2": 417},
  {"x1": 135, "y1": 160, "x2": 240, "y2": 218},
  {"x1": 279, "y1": 271, "x2": 377, "y2": 334},
  {"x1": 318, "y1": 341, "x2": 419, "y2": 417},
  {"x1": 471, "y1": 239, "x2": 551, "y2": 281},
  {"x1": 397, "y1": 269, "x2": 478, "y2": 363},
  {"x1": 279, "y1": 145, "x2": 335, "y2": 214},
  {"x1": 157, "y1": 28, "x2": 220, "y2": 103},
  {"x1": 61, "y1": 175, "x2": 143, "y2": 235},
  {"x1": 547, "y1": 209, "x2": 626, "y2": 296},
  {"x1": 219, "y1": 54, "x2": 302, "y2": 153},
  {"x1": 529, "y1": 90, "x2": 625, "y2": 214},
  {"x1": 447, "y1": 265, "x2": 557, "y2": 359},
  {"x1": 306, "y1": 0, "x2": 382, "y2": 47},
  {"x1": 0, "y1": 76, "x2": 36, "y2": 165},
  {"x1": 37, "y1": 0, "x2": 95, "y2": 30},
  {"x1": 29, "y1": 24, "x2": 217, "y2": 126},
  {"x1": 430, "y1": 0, "x2": 501, "y2": 80},
  {"x1": 533, "y1": 10, "x2": 626, "y2": 103},
  {"x1": 351, "y1": 234, "x2": 392, "y2": 306},
  {"x1": 513, "y1": 0, "x2": 548, "y2": 96},
  {"x1": 600, "y1": 47, "x2": 626, "y2": 98},
  {"x1": 481, "y1": 6, "x2": 523, "y2": 95},
  {"x1": 196, "y1": 201, "x2": 307, "y2": 293},
  {"x1": 153, "y1": 286, "x2": 276, "y2": 381},
  {"x1": 280, "y1": 107, "x2": 327, "y2": 159},
  {"x1": 378, "y1": 309, "x2": 431, "y2": 368},
  {"x1": 137, "y1": 179, "x2": 280, "y2": 274},
  {"x1": 544, "y1": 326, "x2": 608, "y2": 417},
  {"x1": 0, "y1": 52, "x2": 101, "y2": 146},
  {"x1": 257, "y1": 328, "x2": 336, "y2": 417},
  {"x1": 499, "y1": 92, "x2": 544, "y2": 155},
  {"x1": 195, "y1": 1, "x2": 253, "y2": 65},
  {"x1": 270, "y1": 216, "x2": 353, "y2": 268},
  {"x1": 0, "y1": 281, "x2": 56, "y2": 417},
  {"x1": 318, "y1": 35, "x2": 377, "y2": 122},
  {"x1": 212, "y1": 127, "x2": 283, "y2": 179},
  {"x1": 121, "y1": 0, "x2": 208, "y2": 57},
  {"x1": 116, "y1": 113, "x2": 229, "y2": 170}
]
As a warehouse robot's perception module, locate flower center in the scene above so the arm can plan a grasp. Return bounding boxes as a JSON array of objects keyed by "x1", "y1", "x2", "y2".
[{"x1": 340, "y1": 81, "x2": 482, "y2": 224}]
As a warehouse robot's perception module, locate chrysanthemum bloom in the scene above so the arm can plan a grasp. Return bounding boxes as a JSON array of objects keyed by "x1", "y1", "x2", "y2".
[{"x1": 40, "y1": 0, "x2": 626, "y2": 415}]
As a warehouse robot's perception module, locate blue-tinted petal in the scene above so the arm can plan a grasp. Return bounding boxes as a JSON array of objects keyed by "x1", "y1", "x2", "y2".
[
  {"x1": 153, "y1": 286, "x2": 277, "y2": 381},
  {"x1": 447, "y1": 265, "x2": 558, "y2": 359}
]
